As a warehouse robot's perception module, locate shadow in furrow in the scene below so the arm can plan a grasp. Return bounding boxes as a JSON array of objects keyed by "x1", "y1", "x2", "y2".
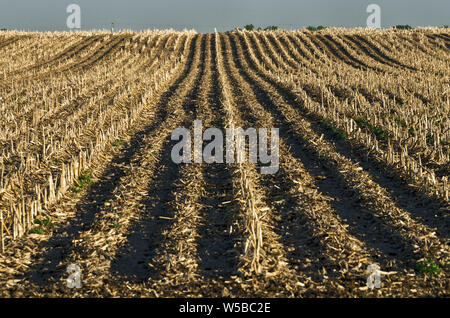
[
  {"x1": 182, "y1": 35, "x2": 206, "y2": 119},
  {"x1": 197, "y1": 164, "x2": 239, "y2": 280},
  {"x1": 298, "y1": 84, "x2": 448, "y2": 237},
  {"x1": 0, "y1": 36, "x2": 22, "y2": 50},
  {"x1": 109, "y1": 139, "x2": 184, "y2": 283},
  {"x1": 425, "y1": 35, "x2": 450, "y2": 50},
  {"x1": 436, "y1": 34, "x2": 450, "y2": 44},
  {"x1": 282, "y1": 35, "x2": 310, "y2": 59},
  {"x1": 263, "y1": 169, "x2": 342, "y2": 281},
  {"x1": 246, "y1": 34, "x2": 282, "y2": 70},
  {"x1": 264, "y1": 34, "x2": 299, "y2": 70},
  {"x1": 196, "y1": 36, "x2": 240, "y2": 280},
  {"x1": 427, "y1": 34, "x2": 450, "y2": 49}
]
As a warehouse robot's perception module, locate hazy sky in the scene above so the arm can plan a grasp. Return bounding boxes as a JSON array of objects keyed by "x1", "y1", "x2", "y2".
[{"x1": 0, "y1": 0, "x2": 448, "y2": 33}]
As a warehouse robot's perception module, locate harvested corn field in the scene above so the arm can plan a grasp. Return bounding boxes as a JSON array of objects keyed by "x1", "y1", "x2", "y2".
[{"x1": 0, "y1": 28, "x2": 449, "y2": 297}]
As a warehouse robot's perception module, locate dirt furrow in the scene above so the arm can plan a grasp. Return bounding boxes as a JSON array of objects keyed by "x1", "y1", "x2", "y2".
[
  {"x1": 55, "y1": 34, "x2": 133, "y2": 73},
  {"x1": 0, "y1": 46, "x2": 178, "y2": 237},
  {"x1": 406, "y1": 34, "x2": 450, "y2": 64},
  {"x1": 137, "y1": 35, "x2": 212, "y2": 295},
  {"x1": 293, "y1": 33, "x2": 331, "y2": 65},
  {"x1": 426, "y1": 34, "x2": 450, "y2": 50},
  {"x1": 276, "y1": 32, "x2": 320, "y2": 76},
  {"x1": 263, "y1": 33, "x2": 301, "y2": 71},
  {"x1": 149, "y1": 34, "x2": 250, "y2": 297},
  {"x1": 0, "y1": 36, "x2": 24, "y2": 50}
]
